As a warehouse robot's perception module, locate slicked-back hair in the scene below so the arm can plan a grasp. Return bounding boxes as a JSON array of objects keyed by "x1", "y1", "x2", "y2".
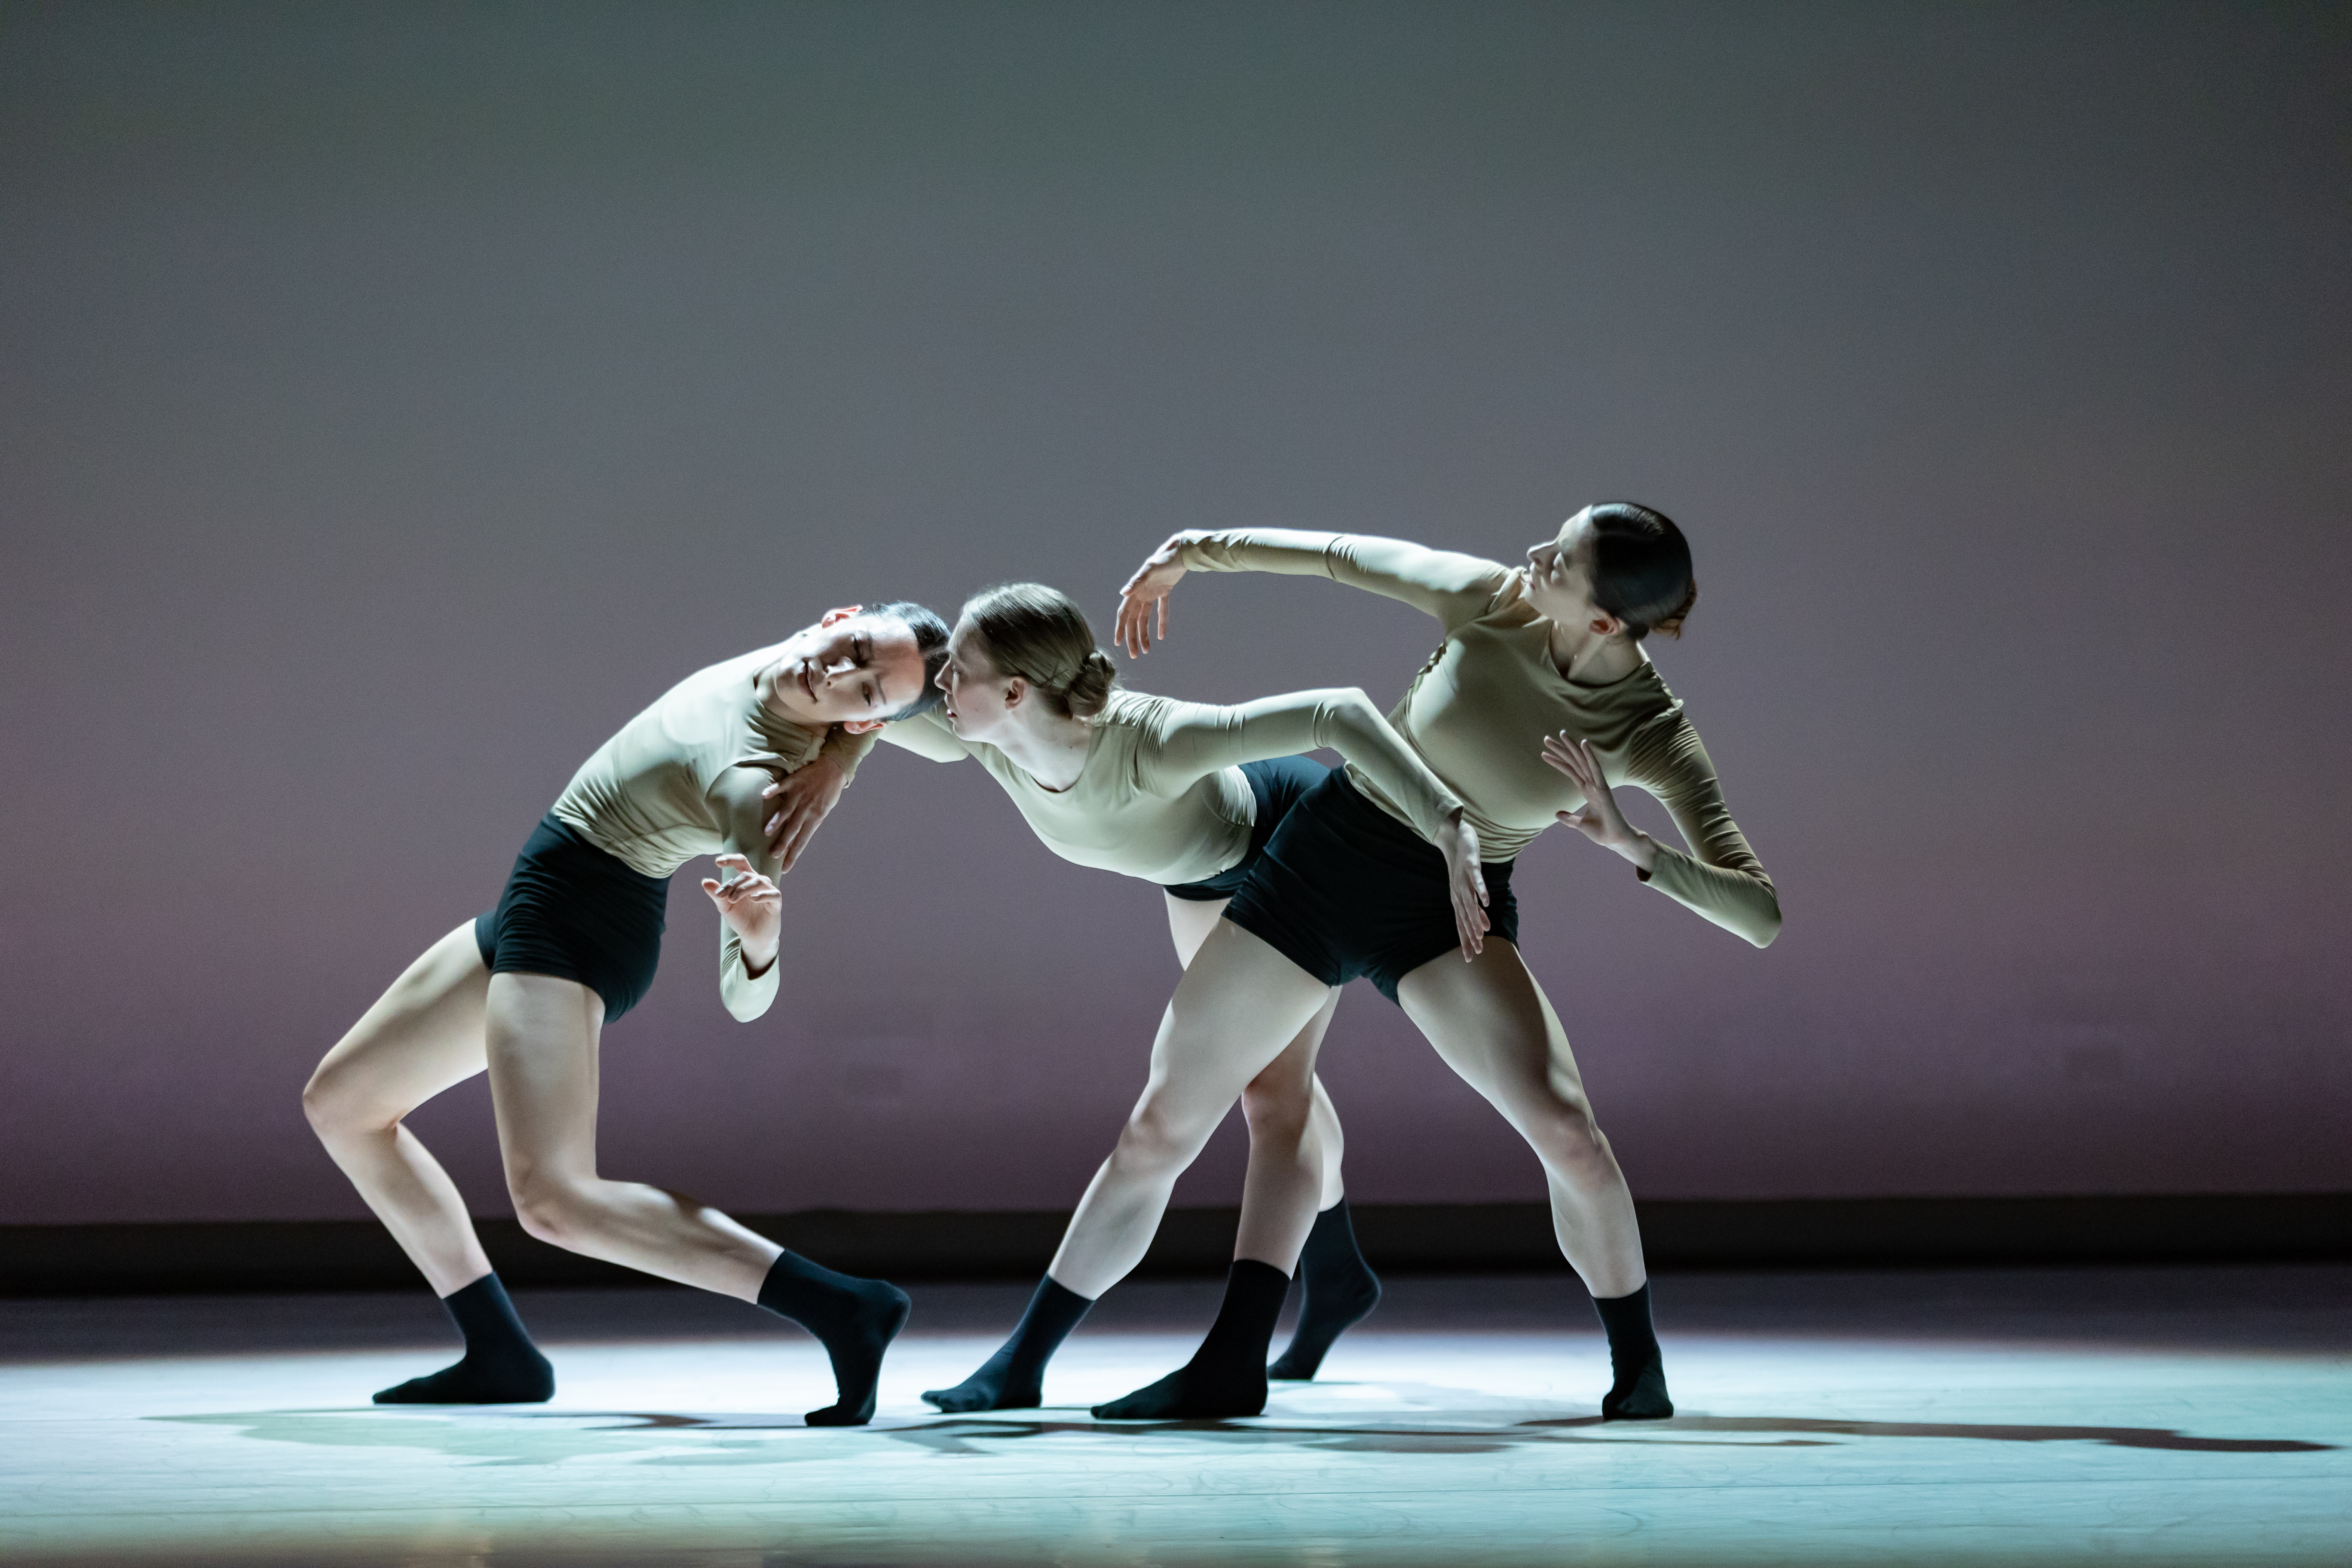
[
  {"x1": 864, "y1": 600, "x2": 951, "y2": 718},
  {"x1": 1587, "y1": 502, "x2": 1698, "y2": 640}
]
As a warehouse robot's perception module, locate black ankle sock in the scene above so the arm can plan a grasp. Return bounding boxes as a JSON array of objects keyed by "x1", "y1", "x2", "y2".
[
  {"x1": 373, "y1": 1273, "x2": 555, "y2": 1405},
  {"x1": 922, "y1": 1275, "x2": 1093, "y2": 1412},
  {"x1": 1268, "y1": 1197, "x2": 1382, "y2": 1380},
  {"x1": 1092, "y1": 1259, "x2": 1289, "y2": 1420},
  {"x1": 1591, "y1": 1282, "x2": 1673, "y2": 1420},
  {"x1": 757, "y1": 1250, "x2": 912, "y2": 1427}
]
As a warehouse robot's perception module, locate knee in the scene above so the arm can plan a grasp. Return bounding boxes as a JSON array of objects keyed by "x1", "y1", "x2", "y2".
[
  {"x1": 1529, "y1": 1102, "x2": 1615, "y2": 1185},
  {"x1": 1240, "y1": 1077, "x2": 1312, "y2": 1142},
  {"x1": 508, "y1": 1176, "x2": 597, "y2": 1250},
  {"x1": 1111, "y1": 1102, "x2": 1208, "y2": 1177},
  {"x1": 300, "y1": 1064, "x2": 379, "y2": 1144}
]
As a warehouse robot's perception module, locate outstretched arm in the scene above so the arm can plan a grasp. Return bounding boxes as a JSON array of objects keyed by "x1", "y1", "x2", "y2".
[
  {"x1": 1142, "y1": 689, "x2": 1491, "y2": 956},
  {"x1": 1115, "y1": 528, "x2": 1512, "y2": 657},
  {"x1": 1543, "y1": 728, "x2": 1782, "y2": 948}
]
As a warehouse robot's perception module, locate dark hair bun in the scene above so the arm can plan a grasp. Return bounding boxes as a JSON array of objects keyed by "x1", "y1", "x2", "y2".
[{"x1": 1587, "y1": 502, "x2": 1697, "y2": 640}]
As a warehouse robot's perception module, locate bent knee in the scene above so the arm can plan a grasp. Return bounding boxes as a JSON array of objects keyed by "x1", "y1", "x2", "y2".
[
  {"x1": 1528, "y1": 1104, "x2": 1614, "y2": 1178},
  {"x1": 1112, "y1": 1105, "x2": 1212, "y2": 1173},
  {"x1": 1240, "y1": 1079, "x2": 1312, "y2": 1138},
  {"x1": 508, "y1": 1178, "x2": 600, "y2": 1249},
  {"x1": 301, "y1": 1067, "x2": 387, "y2": 1142}
]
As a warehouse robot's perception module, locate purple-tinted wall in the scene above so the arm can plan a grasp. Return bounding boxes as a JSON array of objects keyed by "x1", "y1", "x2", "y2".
[{"x1": 3, "y1": 3, "x2": 2346, "y2": 1226}]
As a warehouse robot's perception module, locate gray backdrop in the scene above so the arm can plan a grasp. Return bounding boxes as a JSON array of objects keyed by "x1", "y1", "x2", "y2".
[{"x1": 3, "y1": 1, "x2": 2346, "y2": 1227}]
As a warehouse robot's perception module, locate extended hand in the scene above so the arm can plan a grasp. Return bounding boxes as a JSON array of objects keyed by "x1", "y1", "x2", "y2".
[
  {"x1": 1115, "y1": 532, "x2": 1194, "y2": 658},
  {"x1": 701, "y1": 853, "x2": 782, "y2": 974},
  {"x1": 761, "y1": 756, "x2": 846, "y2": 873},
  {"x1": 1541, "y1": 733, "x2": 1657, "y2": 872},
  {"x1": 1435, "y1": 809, "x2": 1490, "y2": 960}
]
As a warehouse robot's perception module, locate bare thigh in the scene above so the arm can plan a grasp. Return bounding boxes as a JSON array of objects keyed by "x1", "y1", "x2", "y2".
[
  {"x1": 483, "y1": 971, "x2": 606, "y2": 1200},
  {"x1": 1395, "y1": 938, "x2": 1597, "y2": 1144},
  {"x1": 305, "y1": 922, "x2": 494, "y2": 1129}
]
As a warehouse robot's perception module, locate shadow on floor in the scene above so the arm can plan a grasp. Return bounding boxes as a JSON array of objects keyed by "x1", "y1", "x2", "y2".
[{"x1": 157, "y1": 1403, "x2": 2336, "y2": 1464}]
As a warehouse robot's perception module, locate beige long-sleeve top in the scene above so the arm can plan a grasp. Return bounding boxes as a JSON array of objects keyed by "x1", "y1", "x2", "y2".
[
  {"x1": 550, "y1": 647, "x2": 876, "y2": 1021},
  {"x1": 878, "y1": 686, "x2": 1463, "y2": 886},
  {"x1": 1176, "y1": 529, "x2": 1781, "y2": 947}
]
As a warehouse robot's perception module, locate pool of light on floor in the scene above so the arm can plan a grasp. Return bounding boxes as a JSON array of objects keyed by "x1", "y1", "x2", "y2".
[{"x1": 3, "y1": 1327, "x2": 2346, "y2": 1566}]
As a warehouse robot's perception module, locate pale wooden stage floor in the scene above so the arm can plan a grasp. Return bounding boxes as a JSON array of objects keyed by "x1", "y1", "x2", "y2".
[{"x1": 3, "y1": 1266, "x2": 2346, "y2": 1566}]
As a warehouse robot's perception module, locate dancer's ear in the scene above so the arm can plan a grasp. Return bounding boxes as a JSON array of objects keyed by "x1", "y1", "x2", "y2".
[
  {"x1": 818, "y1": 604, "x2": 865, "y2": 626},
  {"x1": 841, "y1": 717, "x2": 888, "y2": 734},
  {"x1": 1001, "y1": 675, "x2": 1029, "y2": 711}
]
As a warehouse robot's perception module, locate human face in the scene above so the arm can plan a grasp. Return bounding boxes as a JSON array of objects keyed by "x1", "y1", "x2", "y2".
[
  {"x1": 934, "y1": 616, "x2": 1021, "y2": 741},
  {"x1": 769, "y1": 607, "x2": 924, "y2": 732},
  {"x1": 1524, "y1": 507, "x2": 1619, "y2": 637}
]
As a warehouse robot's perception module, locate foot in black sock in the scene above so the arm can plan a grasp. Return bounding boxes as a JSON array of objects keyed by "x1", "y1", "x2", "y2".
[
  {"x1": 923, "y1": 1277, "x2": 1093, "y2": 1412},
  {"x1": 1092, "y1": 1259, "x2": 1287, "y2": 1420},
  {"x1": 374, "y1": 1274, "x2": 554, "y2": 1405},
  {"x1": 1592, "y1": 1281, "x2": 1674, "y2": 1421},
  {"x1": 757, "y1": 1250, "x2": 911, "y2": 1427},
  {"x1": 1268, "y1": 1197, "x2": 1381, "y2": 1380},
  {"x1": 1601, "y1": 1353, "x2": 1674, "y2": 1421}
]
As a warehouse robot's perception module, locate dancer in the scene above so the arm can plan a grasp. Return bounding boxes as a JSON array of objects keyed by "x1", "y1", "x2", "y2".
[
  {"x1": 882, "y1": 583, "x2": 1477, "y2": 1410},
  {"x1": 1072, "y1": 505, "x2": 1778, "y2": 1420},
  {"x1": 301, "y1": 603, "x2": 949, "y2": 1425}
]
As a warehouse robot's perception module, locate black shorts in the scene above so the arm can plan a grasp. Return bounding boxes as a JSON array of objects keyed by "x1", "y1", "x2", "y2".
[
  {"x1": 474, "y1": 815, "x2": 669, "y2": 1022},
  {"x1": 1223, "y1": 769, "x2": 1518, "y2": 1005},
  {"x1": 1161, "y1": 755, "x2": 1334, "y2": 902}
]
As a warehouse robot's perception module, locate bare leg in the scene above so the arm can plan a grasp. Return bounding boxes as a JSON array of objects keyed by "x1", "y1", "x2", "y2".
[
  {"x1": 303, "y1": 924, "x2": 501, "y2": 1295},
  {"x1": 303, "y1": 924, "x2": 551, "y2": 1403},
  {"x1": 1397, "y1": 938, "x2": 1670, "y2": 1418},
  {"x1": 1396, "y1": 939, "x2": 1643, "y2": 1294},
  {"x1": 484, "y1": 972, "x2": 782, "y2": 1298},
  {"x1": 484, "y1": 971, "x2": 906, "y2": 1423},
  {"x1": 1047, "y1": 920, "x2": 1336, "y2": 1298},
  {"x1": 1164, "y1": 894, "x2": 1345, "y2": 1251},
  {"x1": 923, "y1": 910, "x2": 1334, "y2": 1415}
]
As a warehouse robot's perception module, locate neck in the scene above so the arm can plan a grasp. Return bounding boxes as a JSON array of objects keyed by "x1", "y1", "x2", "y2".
[
  {"x1": 1547, "y1": 623, "x2": 1645, "y2": 687},
  {"x1": 987, "y1": 706, "x2": 1095, "y2": 791}
]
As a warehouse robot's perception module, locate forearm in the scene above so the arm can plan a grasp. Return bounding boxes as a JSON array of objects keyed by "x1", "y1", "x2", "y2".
[
  {"x1": 1638, "y1": 848, "x2": 1782, "y2": 947},
  {"x1": 877, "y1": 710, "x2": 972, "y2": 762},
  {"x1": 816, "y1": 723, "x2": 878, "y2": 784},
  {"x1": 1311, "y1": 692, "x2": 1463, "y2": 845},
  {"x1": 719, "y1": 924, "x2": 782, "y2": 1022},
  {"x1": 1177, "y1": 528, "x2": 1508, "y2": 622}
]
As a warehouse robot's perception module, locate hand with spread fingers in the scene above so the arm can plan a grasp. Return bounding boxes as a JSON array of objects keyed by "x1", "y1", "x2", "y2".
[
  {"x1": 761, "y1": 755, "x2": 847, "y2": 874},
  {"x1": 1433, "y1": 808, "x2": 1490, "y2": 959},
  {"x1": 1114, "y1": 531, "x2": 1197, "y2": 658},
  {"x1": 701, "y1": 852, "x2": 783, "y2": 976},
  {"x1": 1541, "y1": 732, "x2": 1660, "y2": 875}
]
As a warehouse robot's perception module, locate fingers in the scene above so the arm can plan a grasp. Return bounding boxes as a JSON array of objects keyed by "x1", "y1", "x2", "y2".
[
  {"x1": 1156, "y1": 594, "x2": 1168, "y2": 646},
  {"x1": 1120, "y1": 591, "x2": 1157, "y2": 658},
  {"x1": 1453, "y1": 874, "x2": 1489, "y2": 959},
  {"x1": 775, "y1": 813, "x2": 818, "y2": 874}
]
